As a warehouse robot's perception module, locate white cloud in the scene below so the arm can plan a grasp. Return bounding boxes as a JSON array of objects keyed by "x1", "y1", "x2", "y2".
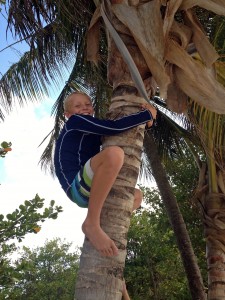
[{"x1": 0, "y1": 100, "x2": 86, "y2": 250}]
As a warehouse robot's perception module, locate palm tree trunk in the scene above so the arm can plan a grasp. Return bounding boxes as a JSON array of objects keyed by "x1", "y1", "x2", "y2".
[
  {"x1": 144, "y1": 132, "x2": 207, "y2": 300},
  {"x1": 205, "y1": 193, "x2": 225, "y2": 299},
  {"x1": 75, "y1": 88, "x2": 146, "y2": 300},
  {"x1": 189, "y1": 106, "x2": 225, "y2": 299},
  {"x1": 200, "y1": 159, "x2": 225, "y2": 299},
  {"x1": 75, "y1": 20, "x2": 149, "y2": 297}
]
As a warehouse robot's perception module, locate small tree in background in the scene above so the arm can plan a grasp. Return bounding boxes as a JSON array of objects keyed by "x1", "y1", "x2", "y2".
[
  {"x1": 0, "y1": 143, "x2": 63, "y2": 290},
  {"x1": 0, "y1": 195, "x2": 63, "y2": 290},
  {"x1": 125, "y1": 151, "x2": 207, "y2": 299},
  {"x1": 0, "y1": 141, "x2": 12, "y2": 158},
  {"x1": 0, "y1": 238, "x2": 80, "y2": 300}
]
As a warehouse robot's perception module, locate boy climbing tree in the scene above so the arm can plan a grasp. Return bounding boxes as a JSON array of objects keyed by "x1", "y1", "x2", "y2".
[{"x1": 54, "y1": 91, "x2": 157, "y2": 257}]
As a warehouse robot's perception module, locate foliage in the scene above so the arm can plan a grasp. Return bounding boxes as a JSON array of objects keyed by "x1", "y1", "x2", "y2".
[
  {"x1": 0, "y1": 195, "x2": 63, "y2": 288},
  {"x1": 0, "y1": 243, "x2": 17, "y2": 292},
  {"x1": 125, "y1": 189, "x2": 191, "y2": 299},
  {"x1": 164, "y1": 149, "x2": 207, "y2": 283},
  {"x1": 0, "y1": 141, "x2": 12, "y2": 158},
  {"x1": 0, "y1": 238, "x2": 80, "y2": 300},
  {"x1": 0, "y1": 194, "x2": 63, "y2": 244},
  {"x1": 125, "y1": 152, "x2": 207, "y2": 299}
]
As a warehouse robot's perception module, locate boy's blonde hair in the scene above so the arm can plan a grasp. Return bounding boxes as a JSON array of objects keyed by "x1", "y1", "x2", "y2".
[{"x1": 63, "y1": 92, "x2": 92, "y2": 111}]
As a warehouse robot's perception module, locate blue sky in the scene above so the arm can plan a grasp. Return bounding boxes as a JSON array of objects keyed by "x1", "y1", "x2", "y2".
[
  {"x1": 0, "y1": 7, "x2": 29, "y2": 74},
  {"x1": 0, "y1": 7, "x2": 52, "y2": 179}
]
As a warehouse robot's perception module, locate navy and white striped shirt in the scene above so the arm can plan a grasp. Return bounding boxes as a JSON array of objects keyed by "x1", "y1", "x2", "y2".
[{"x1": 54, "y1": 110, "x2": 152, "y2": 197}]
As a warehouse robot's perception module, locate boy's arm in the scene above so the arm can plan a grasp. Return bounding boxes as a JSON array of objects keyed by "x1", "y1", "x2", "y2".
[
  {"x1": 67, "y1": 110, "x2": 154, "y2": 136},
  {"x1": 140, "y1": 103, "x2": 157, "y2": 128}
]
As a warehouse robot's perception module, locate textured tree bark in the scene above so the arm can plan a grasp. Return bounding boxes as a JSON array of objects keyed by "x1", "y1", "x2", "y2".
[
  {"x1": 198, "y1": 165, "x2": 225, "y2": 300},
  {"x1": 189, "y1": 107, "x2": 225, "y2": 299},
  {"x1": 144, "y1": 133, "x2": 207, "y2": 300}
]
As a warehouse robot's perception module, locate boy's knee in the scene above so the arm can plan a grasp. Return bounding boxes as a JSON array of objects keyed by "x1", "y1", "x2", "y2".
[
  {"x1": 135, "y1": 188, "x2": 143, "y2": 202},
  {"x1": 133, "y1": 188, "x2": 143, "y2": 210},
  {"x1": 105, "y1": 146, "x2": 124, "y2": 166}
]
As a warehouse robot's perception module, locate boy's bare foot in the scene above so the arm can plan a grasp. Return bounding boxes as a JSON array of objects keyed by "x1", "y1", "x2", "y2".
[{"x1": 82, "y1": 221, "x2": 119, "y2": 257}]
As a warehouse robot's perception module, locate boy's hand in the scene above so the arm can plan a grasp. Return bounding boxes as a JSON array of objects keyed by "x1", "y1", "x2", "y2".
[
  {"x1": 143, "y1": 76, "x2": 157, "y2": 98},
  {"x1": 140, "y1": 103, "x2": 157, "y2": 128}
]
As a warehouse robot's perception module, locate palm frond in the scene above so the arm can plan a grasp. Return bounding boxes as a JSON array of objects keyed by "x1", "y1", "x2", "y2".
[
  {"x1": 7, "y1": 0, "x2": 95, "y2": 40},
  {"x1": 0, "y1": 1, "x2": 97, "y2": 119},
  {"x1": 0, "y1": 47, "x2": 68, "y2": 120},
  {"x1": 210, "y1": 16, "x2": 225, "y2": 57},
  {"x1": 152, "y1": 99, "x2": 199, "y2": 156},
  {"x1": 189, "y1": 100, "x2": 225, "y2": 171},
  {"x1": 140, "y1": 99, "x2": 202, "y2": 181}
]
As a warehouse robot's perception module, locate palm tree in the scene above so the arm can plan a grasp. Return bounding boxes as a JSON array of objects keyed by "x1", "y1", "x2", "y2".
[
  {"x1": 1, "y1": 1, "x2": 225, "y2": 299},
  {"x1": 142, "y1": 109, "x2": 207, "y2": 299},
  {"x1": 188, "y1": 103, "x2": 225, "y2": 299}
]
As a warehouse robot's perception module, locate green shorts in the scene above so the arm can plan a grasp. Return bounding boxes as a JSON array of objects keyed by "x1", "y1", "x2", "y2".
[{"x1": 70, "y1": 159, "x2": 94, "y2": 208}]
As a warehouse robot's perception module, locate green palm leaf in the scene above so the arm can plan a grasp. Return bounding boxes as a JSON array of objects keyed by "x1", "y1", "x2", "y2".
[{"x1": 0, "y1": 1, "x2": 97, "y2": 118}]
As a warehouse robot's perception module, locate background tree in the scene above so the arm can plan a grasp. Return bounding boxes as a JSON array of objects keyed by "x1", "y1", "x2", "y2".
[
  {"x1": 0, "y1": 195, "x2": 63, "y2": 244},
  {"x1": 126, "y1": 189, "x2": 192, "y2": 300},
  {"x1": 0, "y1": 195, "x2": 63, "y2": 289},
  {"x1": 0, "y1": 238, "x2": 80, "y2": 300},
  {"x1": 0, "y1": 141, "x2": 12, "y2": 158},
  {"x1": 141, "y1": 109, "x2": 207, "y2": 298},
  {"x1": 125, "y1": 151, "x2": 207, "y2": 299},
  {"x1": 1, "y1": 140, "x2": 63, "y2": 288}
]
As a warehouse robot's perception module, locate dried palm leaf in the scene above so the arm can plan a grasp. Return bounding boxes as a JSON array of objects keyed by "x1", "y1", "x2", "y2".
[
  {"x1": 184, "y1": 10, "x2": 219, "y2": 67},
  {"x1": 163, "y1": 0, "x2": 183, "y2": 37},
  {"x1": 166, "y1": 40, "x2": 225, "y2": 114},
  {"x1": 169, "y1": 21, "x2": 192, "y2": 49},
  {"x1": 166, "y1": 64, "x2": 188, "y2": 114},
  {"x1": 180, "y1": 0, "x2": 225, "y2": 16},
  {"x1": 87, "y1": 7, "x2": 101, "y2": 65},
  {"x1": 112, "y1": 0, "x2": 170, "y2": 98}
]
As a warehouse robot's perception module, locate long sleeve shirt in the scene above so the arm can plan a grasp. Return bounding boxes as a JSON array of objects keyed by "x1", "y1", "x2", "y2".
[{"x1": 54, "y1": 110, "x2": 152, "y2": 197}]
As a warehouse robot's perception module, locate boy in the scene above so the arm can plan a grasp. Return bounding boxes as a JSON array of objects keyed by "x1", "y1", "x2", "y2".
[{"x1": 54, "y1": 92, "x2": 156, "y2": 257}]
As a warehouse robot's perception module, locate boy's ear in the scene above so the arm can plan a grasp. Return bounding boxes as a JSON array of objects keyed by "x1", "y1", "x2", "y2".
[{"x1": 64, "y1": 111, "x2": 71, "y2": 119}]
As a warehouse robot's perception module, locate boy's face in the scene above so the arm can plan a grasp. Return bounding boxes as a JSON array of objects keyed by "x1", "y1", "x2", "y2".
[{"x1": 64, "y1": 94, "x2": 94, "y2": 119}]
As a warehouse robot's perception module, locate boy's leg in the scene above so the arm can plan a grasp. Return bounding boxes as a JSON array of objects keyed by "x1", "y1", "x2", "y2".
[
  {"x1": 82, "y1": 146, "x2": 124, "y2": 257},
  {"x1": 122, "y1": 281, "x2": 131, "y2": 300}
]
